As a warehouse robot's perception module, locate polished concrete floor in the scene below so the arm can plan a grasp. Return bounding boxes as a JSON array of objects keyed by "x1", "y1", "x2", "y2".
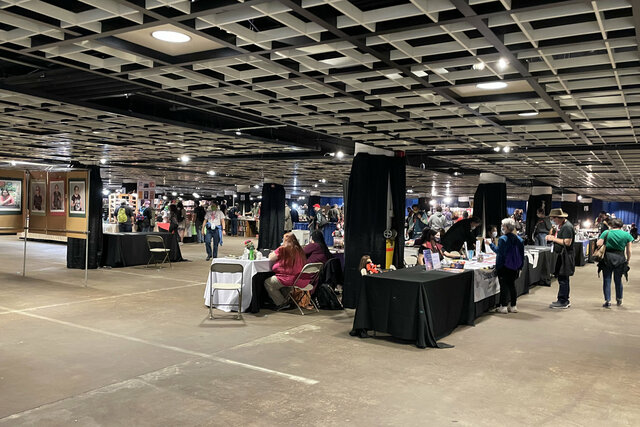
[{"x1": 0, "y1": 234, "x2": 639, "y2": 426}]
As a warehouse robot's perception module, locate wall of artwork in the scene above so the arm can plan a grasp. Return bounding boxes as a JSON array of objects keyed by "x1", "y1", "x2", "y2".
[{"x1": 0, "y1": 169, "x2": 88, "y2": 240}]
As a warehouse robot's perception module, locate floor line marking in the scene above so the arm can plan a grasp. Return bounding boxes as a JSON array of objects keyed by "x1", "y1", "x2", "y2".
[
  {"x1": 0, "y1": 282, "x2": 205, "y2": 316},
  {"x1": 101, "y1": 269, "x2": 200, "y2": 283},
  {"x1": 0, "y1": 305, "x2": 318, "y2": 386}
]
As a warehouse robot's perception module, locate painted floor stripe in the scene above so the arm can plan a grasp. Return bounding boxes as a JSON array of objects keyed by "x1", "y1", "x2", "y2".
[{"x1": 0, "y1": 305, "x2": 318, "y2": 386}]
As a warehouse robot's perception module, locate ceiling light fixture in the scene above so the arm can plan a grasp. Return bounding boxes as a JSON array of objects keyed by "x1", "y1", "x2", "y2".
[
  {"x1": 171, "y1": 191, "x2": 178, "y2": 196},
  {"x1": 407, "y1": 189, "x2": 414, "y2": 193},
  {"x1": 207, "y1": 170, "x2": 216, "y2": 176},
  {"x1": 100, "y1": 158, "x2": 107, "y2": 164},
  {"x1": 336, "y1": 151, "x2": 345, "y2": 159},
  {"x1": 577, "y1": 195, "x2": 583, "y2": 201},
  {"x1": 493, "y1": 147, "x2": 501, "y2": 152},
  {"x1": 151, "y1": 30, "x2": 191, "y2": 43},
  {"x1": 444, "y1": 197, "x2": 452, "y2": 203},
  {"x1": 472, "y1": 62, "x2": 485, "y2": 71},
  {"x1": 476, "y1": 81, "x2": 507, "y2": 90},
  {"x1": 254, "y1": 184, "x2": 260, "y2": 189},
  {"x1": 503, "y1": 146, "x2": 511, "y2": 153},
  {"x1": 497, "y1": 58, "x2": 508, "y2": 70},
  {"x1": 102, "y1": 189, "x2": 110, "y2": 196},
  {"x1": 178, "y1": 155, "x2": 190, "y2": 163},
  {"x1": 235, "y1": 130, "x2": 241, "y2": 136},
  {"x1": 518, "y1": 112, "x2": 539, "y2": 117}
]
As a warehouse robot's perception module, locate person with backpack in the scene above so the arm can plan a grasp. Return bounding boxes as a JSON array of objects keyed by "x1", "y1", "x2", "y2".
[
  {"x1": 489, "y1": 217, "x2": 525, "y2": 314},
  {"x1": 596, "y1": 218, "x2": 632, "y2": 308},
  {"x1": 116, "y1": 201, "x2": 134, "y2": 232},
  {"x1": 309, "y1": 203, "x2": 328, "y2": 233},
  {"x1": 142, "y1": 201, "x2": 155, "y2": 232}
]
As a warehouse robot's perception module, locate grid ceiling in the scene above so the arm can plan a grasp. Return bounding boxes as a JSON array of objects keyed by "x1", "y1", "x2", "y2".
[{"x1": 0, "y1": 0, "x2": 638, "y2": 200}]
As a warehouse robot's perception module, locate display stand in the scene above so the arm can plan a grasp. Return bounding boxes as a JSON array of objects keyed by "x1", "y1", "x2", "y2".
[{"x1": 108, "y1": 192, "x2": 138, "y2": 222}]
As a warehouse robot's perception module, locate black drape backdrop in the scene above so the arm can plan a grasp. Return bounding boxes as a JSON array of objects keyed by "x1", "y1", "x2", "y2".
[
  {"x1": 258, "y1": 183, "x2": 285, "y2": 250},
  {"x1": 472, "y1": 183, "x2": 507, "y2": 233},
  {"x1": 343, "y1": 153, "x2": 405, "y2": 309},
  {"x1": 67, "y1": 165, "x2": 103, "y2": 269},
  {"x1": 525, "y1": 194, "x2": 552, "y2": 243},
  {"x1": 561, "y1": 201, "x2": 580, "y2": 225}
]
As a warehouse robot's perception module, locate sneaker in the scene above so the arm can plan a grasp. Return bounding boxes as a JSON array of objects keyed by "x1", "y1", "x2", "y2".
[
  {"x1": 508, "y1": 305, "x2": 518, "y2": 313},
  {"x1": 495, "y1": 306, "x2": 508, "y2": 314},
  {"x1": 616, "y1": 299, "x2": 623, "y2": 306},
  {"x1": 205, "y1": 256, "x2": 212, "y2": 261},
  {"x1": 549, "y1": 301, "x2": 571, "y2": 309},
  {"x1": 603, "y1": 301, "x2": 611, "y2": 308}
]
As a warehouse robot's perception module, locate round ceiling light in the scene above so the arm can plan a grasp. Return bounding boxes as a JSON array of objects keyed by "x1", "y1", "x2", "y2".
[
  {"x1": 151, "y1": 30, "x2": 191, "y2": 43},
  {"x1": 518, "y1": 112, "x2": 539, "y2": 117},
  {"x1": 476, "y1": 82, "x2": 507, "y2": 90}
]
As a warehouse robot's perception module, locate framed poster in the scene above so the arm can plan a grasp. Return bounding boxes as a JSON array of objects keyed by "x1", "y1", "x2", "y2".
[
  {"x1": 0, "y1": 178, "x2": 22, "y2": 214},
  {"x1": 69, "y1": 179, "x2": 86, "y2": 217},
  {"x1": 50, "y1": 180, "x2": 65, "y2": 215},
  {"x1": 30, "y1": 180, "x2": 46, "y2": 215}
]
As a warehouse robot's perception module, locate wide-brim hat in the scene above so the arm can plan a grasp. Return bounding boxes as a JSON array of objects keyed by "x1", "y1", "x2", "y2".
[{"x1": 548, "y1": 208, "x2": 568, "y2": 218}]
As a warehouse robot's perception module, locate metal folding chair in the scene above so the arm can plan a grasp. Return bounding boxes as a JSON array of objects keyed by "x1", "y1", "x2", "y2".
[
  {"x1": 145, "y1": 234, "x2": 171, "y2": 269},
  {"x1": 209, "y1": 263, "x2": 244, "y2": 320},
  {"x1": 285, "y1": 262, "x2": 323, "y2": 315}
]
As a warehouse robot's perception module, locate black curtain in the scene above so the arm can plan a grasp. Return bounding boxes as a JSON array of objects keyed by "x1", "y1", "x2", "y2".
[
  {"x1": 258, "y1": 183, "x2": 285, "y2": 250},
  {"x1": 238, "y1": 192, "x2": 250, "y2": 214},
  {"x1": 525, "y1": 194, "x2": 552, "y2": 243},
  {"x1": 561, "y1": 201, "x2": 580, "y2": 225},
  {"x1": 67, "y1": 165, "x2": 103, "y2": 269},
  {"x1": 472, "y1": 183, "x2": 507, "y2": 234},
  {"x1": 343, "y1": 153, "x2": 405, "y2": 309},
  {"x1": 578, "y1": 203, "x2": 591, "y2": 224}
]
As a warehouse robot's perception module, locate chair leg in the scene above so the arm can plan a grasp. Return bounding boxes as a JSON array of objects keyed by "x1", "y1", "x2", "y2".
[
  {"x1": 167, "y1": 251, "x2": 172, "y2": 269},
  {"x1": 237, "y1": 289, "x2": 242, "y2": 320},
  {"x1": 289, "y1": 292, "x2": 305, "y2": 315},
  {"x1": 209, "y1": 272, "x2": 214, "y2": 320}
]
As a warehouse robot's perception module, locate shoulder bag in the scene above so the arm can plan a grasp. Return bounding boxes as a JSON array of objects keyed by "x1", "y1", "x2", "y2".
[{"x1": 593, "y1": 231, "x2": 609, "y2": 263}]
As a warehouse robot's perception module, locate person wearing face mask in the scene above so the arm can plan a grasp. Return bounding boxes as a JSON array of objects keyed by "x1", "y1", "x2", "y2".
[
  {"x1": 441, "y1": 216, "x2": 482, "y2": 255},
  {"x1": 546, "y1": 208, "x2": 575, "y2": 309},
  {"x1": 415, "y1": 229, "x2": 446, "y2": 265},
  {"x1": 487, "y1": 225, "x2": 499, "y2": 246},
  {"x1": 489, "y1": 218, "x2": 525, "y2": 313}
]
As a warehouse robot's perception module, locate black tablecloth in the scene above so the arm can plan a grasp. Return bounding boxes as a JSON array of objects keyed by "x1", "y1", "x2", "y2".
[
  {"x1": 101, "y1": 232, "x2": 183, "y2": 267},
  {"x1": 351, "y1": 267, "x2": 475, "y2": 348},
  {"x1": 574, "y1": 240, "x2": 588, "y2": 267}
]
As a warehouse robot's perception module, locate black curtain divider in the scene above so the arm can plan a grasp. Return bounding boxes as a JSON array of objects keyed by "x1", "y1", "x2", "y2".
[
  {"x1": 418, "y1": 197, "x2": 431, "y2": 210},
  {"x1": 472, "y1": 183, "x2": 507, "y2": 234},
  {"x1": 578, "y1": 203, "x2": 591, "y2": 224},
  {"x1": 258, "y1": 183, "x2": 285, "y2": 251},
  {"x1": 525, "y1": 194, "x2": 552, "y2": 243},
  {"x1": 67, "y1": 165, "x2": 103, "y2": 269},
  {"x1": 308, "y1": 195, "x2": 320, "y2": 210},
  {"x1": 343, "y1": 153, "x2": 405, "y2": 309},
  {"x1": 561, "y1": 201, "x2": 580, "y2": 225}
]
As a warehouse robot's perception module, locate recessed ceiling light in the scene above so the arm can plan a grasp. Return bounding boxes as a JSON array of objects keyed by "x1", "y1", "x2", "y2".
[
  {"x1": 472, "y1": 62, "x2": 485, "y2": 71},
  {"x1": 476, "y1": 82, "x2": 507, "y2": 90},
  {"x1": 497, "y1": 58, "x2": 508, "y2": 70},
  {"x1": 493, "y1": 147, "x2": 501, "y2": 152},
  {"x1": 518, "y1": 112, "x2": 539, "y2": 117},
  {"x1": 100, "y1": 158, "x2": 107, "y2": 164},
  {"x1": 503, "y1": 146, "x2": 511, "y2": 153},
  {"x1": 336, "y1": 151, "x2": 345, "y2": 159},
  {"x1": 151, "y1": 30, "x2": 191, "y2": 43},
  {"x1": 207, "y1": 170, "x2": 216, "y2": 176}
]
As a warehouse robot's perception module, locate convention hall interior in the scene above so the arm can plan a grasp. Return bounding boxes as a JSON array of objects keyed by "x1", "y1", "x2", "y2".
[{"x1": 1, "y1": 0, "x2": 639, "y2": 425}]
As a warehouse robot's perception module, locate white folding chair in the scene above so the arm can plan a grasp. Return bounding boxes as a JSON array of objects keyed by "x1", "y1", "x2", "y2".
[
  {"x1": 209, "y1": 263, "x2": 244, "y2": 320},
  {"x1": 285, "y1": 262, "x2": 323, "y2": 315},
  {"x1": 145, "y1": 234, "x2": 171, "y2": 269}
]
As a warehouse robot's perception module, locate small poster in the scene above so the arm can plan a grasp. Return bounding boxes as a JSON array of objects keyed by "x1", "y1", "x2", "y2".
[
  {"x1": 49, "y1": 180, "x2": 65, "y2": 215},
  {"x1": 0, "y1": 178, "x2": 22, "y2": 214},
  {"x1": 137, "y1": 180, "x2": 155, "y2": 203},
  {"x1": 424, "y1": 249, "x2": 433, "y2": 271},
  {"x1": 432, "y1": 251, "x2": 441, "y2": 270},
  {"x1": 30, "y1": 180, "x2": 46, "y2": 215},
  {"x1": 69, "y1": 179, "x2": 86, "y2": 217}
]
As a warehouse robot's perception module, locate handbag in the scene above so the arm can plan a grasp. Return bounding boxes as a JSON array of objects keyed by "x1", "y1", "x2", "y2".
[{"x1": 593, "y1": 231, "x2": 609, "y2": 263}]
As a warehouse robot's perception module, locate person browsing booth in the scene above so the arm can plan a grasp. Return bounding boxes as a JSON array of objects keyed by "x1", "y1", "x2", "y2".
[{"x1": 203, "y1": 203, "x2": 225, "y2": 261}]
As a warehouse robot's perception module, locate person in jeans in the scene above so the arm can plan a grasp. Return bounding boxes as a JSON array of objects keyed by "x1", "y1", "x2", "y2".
[
  {"x1": 228, "y1": 203, "x2": 240, "y2": 236},
  {"x1": 264, "y1": 233, "x2": 308, "y2": 310},
  {"x1": 489, "y1": 218, "x2": 524, "y2": 314},
  {"x1": 533, "y1": 208, "x2": 552, "y2": 246},
  {"x1": 597, "y1": 218, "x2": 632, "y2": 307},
  {"x1": 546, "y1": 208, "x2": 575, "y2": 309},
  {"x1": 194, "y1": 201, "x2": 206, "y2": 243},
  {"x1": 116, "y1": 201, "x2": 133, "y2": 232},
  {"x1": 203, "y1": 203, "x2": 225, "y2": 261}
]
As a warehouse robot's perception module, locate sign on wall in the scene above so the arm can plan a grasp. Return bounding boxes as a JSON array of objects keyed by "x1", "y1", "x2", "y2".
[
  {"x1": 0, "y1": 178, "x2": 22, "y2": 214},
  {"x1": 49, "y1": 180, "x2": 65, "y2": 215},
  {"x1": 30, "y1": 180, "x2": 46, "y2": 216},
  {"x1": 69, "y1": 179, "x2": 86, "y2": 217}
]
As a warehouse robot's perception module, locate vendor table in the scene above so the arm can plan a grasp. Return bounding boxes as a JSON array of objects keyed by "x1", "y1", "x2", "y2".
[
  {"x1": 575, "y1": 240, "x2": 589, "y2": 267},
  {"x1": 101, "y1": 232, "x2": 182, "y2": 267},
  {"x1": 293, "y1": 222, "x2": 309, "y2": 230},
  {"x1": 204, "y1": 258, "x2": 273, "y2": 313},
  {"x1": 351, "y1": 267, "x2": 475, "y2": 348}
]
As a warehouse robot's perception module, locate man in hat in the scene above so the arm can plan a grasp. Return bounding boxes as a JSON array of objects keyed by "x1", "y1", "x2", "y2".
[
  {"x1": 546, "y1": 208, "x2": 575, "y2": 309},
  {"x1": 309, "y1": 203, "x2": 328, "y2": 232}
]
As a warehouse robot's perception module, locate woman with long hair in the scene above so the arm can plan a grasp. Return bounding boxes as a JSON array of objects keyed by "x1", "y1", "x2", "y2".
[
  {"x1": 304, "y1": 230, "x2": 332, "y2": 264},
  {"x1": 176, "y1": 201, "x2": 186, "y2": 243},
  {"x1": 264, "y1": 233, "x2": 309, "y2": 310},
  {"x1": 415, "y1": 228, "x2": 445, "y2": 265}
]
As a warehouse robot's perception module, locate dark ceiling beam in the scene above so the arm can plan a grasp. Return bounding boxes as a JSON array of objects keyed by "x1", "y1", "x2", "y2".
[
  {"x1": 112, "y1": 150, "x2": 327, "y2": 165},
  {"x1": 632, "y1": 1, "x2": 640, "y2": 54},
  {"x1": 407, "y1": 143, "x2": 640, "y2": 157},
  {"x1": 450, "y1": 0, "x2": 595, "y2": 147}
]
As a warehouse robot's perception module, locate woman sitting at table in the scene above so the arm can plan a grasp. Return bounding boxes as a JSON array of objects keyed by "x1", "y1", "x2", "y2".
[
  {"x1": 416, "y1": 229, "x2": 445, "y2": 265},
  {"x1": 304, "y1": 230, "x2": 331, "y2": 265},
  {"x1": 264, "y1": 233, "x2": 309, "y2": 310}
]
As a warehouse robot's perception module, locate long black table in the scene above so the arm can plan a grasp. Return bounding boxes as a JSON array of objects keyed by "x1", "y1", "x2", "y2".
[
  {"x1": 351, "y1": 267, "x2": 475, "y2": 348},
  {"x1": 101, "y1": 232, "x2": 183, "y2": 267}
]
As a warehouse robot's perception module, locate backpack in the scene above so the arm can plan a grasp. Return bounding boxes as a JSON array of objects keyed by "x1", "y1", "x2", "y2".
[
  {"x1": 504, "y1": 234, "x2": 524, "y2": 271},
  {"x1": 117, "y1": 207, "x2": 128, "y2": 223},
  {"x1": 313, "y1": 283, "x2": 343, "y2": 310}
]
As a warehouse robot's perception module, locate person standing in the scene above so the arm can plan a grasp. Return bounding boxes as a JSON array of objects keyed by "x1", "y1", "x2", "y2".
[
  {"x1": 441, "y1": 216, "x2": 482, "y2": 255},
  {"x1": 490, "y1": 218, "x2": 525, "y2": 314},
  {"x1": 203, "y1": 203, "x2": 225, "y2": 261},
  {"x1": 427, "y1": 205, "x2": 447, "y2": 233},
  {"x1": 176, "y1": 201, "x2": 187, "y2": 243},
  {"x1": 194, "y1": 201, "x2": 206, "y2": 243},
  {"x1": 546, "y1": 208, "x2": 575, "y2": 309},
  {"x1": 228, "y1": 203, "x2": 240, "y2": 236},
  {"x1": 142, "y1": 201, "x2": 155, "y2": 232},
  {"x1": 116, "y1": 201, "x2": 134, "y2": 232},
  {"x1": 284, "y1": 203, "x2": 292, "y2": 233},
  {"x1": 328, "y1": 204, "x2": 340, "y2": 223},
  {"x1": 408, "y1": 205, "x2": 428, "y2": 238},
  {"x1": 290, "y1": 204, "x2": 299, "y2": 225},
  {"x1": 533, "y1": 208, "x2": 552, "y2": 246},
  {"x1": 596, "y1": 218, "x2": 632, "y2": 308},
  {"x1": 309, "y1": 203, "x2": 328, "y2": 232}
]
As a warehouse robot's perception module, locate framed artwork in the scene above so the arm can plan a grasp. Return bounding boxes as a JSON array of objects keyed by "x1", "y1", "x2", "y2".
[
  {"x1": 0, "y1": 178, "x2": 22, "y2": 214},
  {"x1": 50, "y1": 180, "x2": 65, "y2": 215},
  {"x1": 69, "y1": 179, "x2": 86, "y2": 217},
  {"x1": 30, "y1": 180, "x2": 46, "y2": 215}
]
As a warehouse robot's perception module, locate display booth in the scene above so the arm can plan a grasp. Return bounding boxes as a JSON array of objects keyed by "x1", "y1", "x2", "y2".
[{"x1": 0, "y1": 165, "x2": 95, "y2": 284}]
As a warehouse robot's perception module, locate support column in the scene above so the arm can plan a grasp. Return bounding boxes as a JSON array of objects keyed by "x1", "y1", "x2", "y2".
[{"x1": 561, "y1": 193, "x2": 579, "y2": 226}]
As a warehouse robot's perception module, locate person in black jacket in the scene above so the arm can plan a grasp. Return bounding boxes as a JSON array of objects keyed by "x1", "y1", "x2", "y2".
[
  {"x1": 441, "y1": 216, "x2": 482, "y2": 255},
  {"x1": 194, "y1": 201, "x2": 206, "y2": 243}
]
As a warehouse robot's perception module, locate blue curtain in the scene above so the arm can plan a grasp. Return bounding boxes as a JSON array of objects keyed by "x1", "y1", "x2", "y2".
[
  {"x1": 601, "y1": 201, "x2": 640, "y2": 225},
  {"x1": 320, "y1": 197, "x2": 343, "y2": 206},
  {"x1": 507, "y1": 200, "x2": 527, "y2": 219}
]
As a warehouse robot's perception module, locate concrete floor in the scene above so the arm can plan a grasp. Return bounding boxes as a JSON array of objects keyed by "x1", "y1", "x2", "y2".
[{"x1": 0, "y1": 234, "x2": 639, "y2": 426}]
